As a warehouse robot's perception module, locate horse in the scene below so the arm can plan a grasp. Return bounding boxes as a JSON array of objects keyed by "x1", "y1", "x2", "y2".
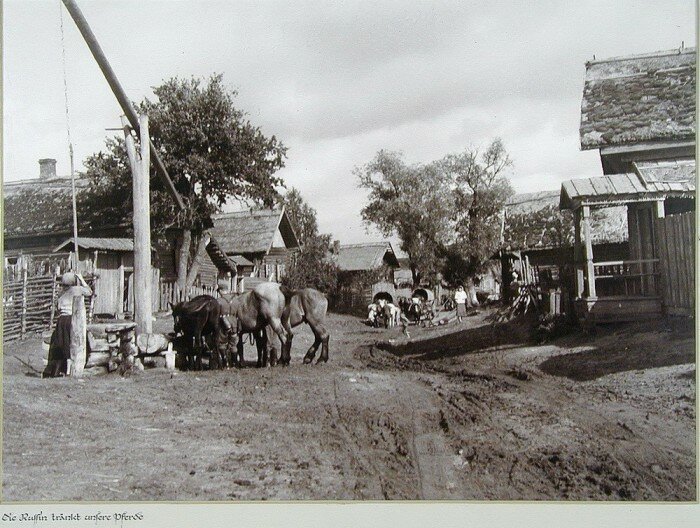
[
  {"x1": 169, "y1": 295, "x2": 222, "y2": 371},
  {"x1": 281, "y1": 288, "x2": 330, "y2": 364},
  {"x1": 217, "y1": 282, "x2": 290, "y2": 368}
]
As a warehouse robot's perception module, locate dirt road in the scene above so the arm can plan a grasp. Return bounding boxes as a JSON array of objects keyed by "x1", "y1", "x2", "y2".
[{"x1": 2, "y1": 310, "x2": 695, "y2": 501}]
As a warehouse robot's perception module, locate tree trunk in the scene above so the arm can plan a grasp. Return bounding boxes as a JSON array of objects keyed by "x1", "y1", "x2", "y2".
[
  {"x1": 184, "y1": 232, "x2": 212, "y2": 291},
  {"x1": 175, "y1": 229, "x2": 192, "y2": 301}
]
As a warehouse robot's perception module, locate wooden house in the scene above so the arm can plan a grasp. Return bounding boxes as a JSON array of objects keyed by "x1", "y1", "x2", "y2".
[
  {"x1": 335, "y1": 241, "x2": 401, "y2": 298},
  {"x1": 3, "y1": 159, "x2": 123, "y2": 257},
  {"x1": 560, "y1": 47, "x2": 695, "y2": 324},
  {"x1": 209, "y1": 207, "x2": 300, "y2": 289}
]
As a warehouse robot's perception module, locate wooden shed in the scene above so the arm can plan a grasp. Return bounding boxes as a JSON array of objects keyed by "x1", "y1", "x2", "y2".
[
  {"x1": 53, "y1": 237, "x2": 159, "y2": 317},
  {"x1": 563, "y1": 47, "x2": 696, "y2": 324}
]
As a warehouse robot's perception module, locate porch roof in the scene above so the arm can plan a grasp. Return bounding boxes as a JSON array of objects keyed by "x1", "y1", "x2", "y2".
[{"x1": 559, "y1": 169, "x2": 695, "y2": 210}]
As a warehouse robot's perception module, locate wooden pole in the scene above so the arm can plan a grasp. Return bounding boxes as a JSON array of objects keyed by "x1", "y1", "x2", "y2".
[
  {"x1": 134, "y1": 114, "x2": 153, "y2": 334},
  {"x1": 69, "y1": 294, "x2": 87, "y2": 377},
  {"x1": 582, "y1": 205, "x2": 596, "y2": 299},
  {"x1": 20, "y1": 264, "x2": 28, "y2": 339},
  {"x1": 60, "y1": 0, "x2": 185, "y2": 211}
]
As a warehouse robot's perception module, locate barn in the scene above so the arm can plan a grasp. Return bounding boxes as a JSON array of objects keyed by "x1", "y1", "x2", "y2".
[{"x1": 561, "y1": 47, "x2": 696, "y2": 324}]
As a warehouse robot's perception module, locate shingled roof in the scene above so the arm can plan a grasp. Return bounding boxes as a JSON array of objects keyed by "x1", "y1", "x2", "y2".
[
  {"x1": 580, "y1": 48, "x2": 696, "y2": 150},
  {"x1": 335, "y1": 242, "x2": 400, "y2": 272},
  {"x1": 209, "y1": 208, "x2": 299, "y2": 256},
  {"x1": 560, "y1": 168, "x2": 695, "y2": 211}
]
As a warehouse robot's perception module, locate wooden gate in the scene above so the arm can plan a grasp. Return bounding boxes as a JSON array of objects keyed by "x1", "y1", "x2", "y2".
[{"x1": 655, "y1": 211, "x2": 695, "y2": 317}]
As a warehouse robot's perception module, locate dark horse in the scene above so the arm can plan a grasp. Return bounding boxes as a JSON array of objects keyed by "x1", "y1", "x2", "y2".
[{"x1": 170, "y1": 295, "x2": 222, "y2": 370}]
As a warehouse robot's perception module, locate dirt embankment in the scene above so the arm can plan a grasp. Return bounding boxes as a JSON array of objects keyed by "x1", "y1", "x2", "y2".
[{"x1": 2, "y1": 310, "x2": 695, "y2": 501}]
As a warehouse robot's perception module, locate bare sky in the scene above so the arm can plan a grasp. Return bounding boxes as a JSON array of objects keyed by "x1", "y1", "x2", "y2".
[{"x1": 3, "y1": 0, "x2": 696, "y2": 244}]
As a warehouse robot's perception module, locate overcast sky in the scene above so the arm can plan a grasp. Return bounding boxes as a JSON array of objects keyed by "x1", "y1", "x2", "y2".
[{"x1": 3, "y1": 0, "x2": 695, "y2": 245}]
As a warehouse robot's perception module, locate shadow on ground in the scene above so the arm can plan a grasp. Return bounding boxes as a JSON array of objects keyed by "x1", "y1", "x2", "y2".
[
  {"x1": 378, "y1": 314, "x2": 535, "y2": 362},
  {"x1": 540, "y1": 324, "x2": 695, "y2": 381}
]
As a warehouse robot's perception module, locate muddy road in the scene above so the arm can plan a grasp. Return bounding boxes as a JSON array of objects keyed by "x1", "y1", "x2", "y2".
[{"x1": 2, "y1": 310, "x2": 695, "y2": 501}]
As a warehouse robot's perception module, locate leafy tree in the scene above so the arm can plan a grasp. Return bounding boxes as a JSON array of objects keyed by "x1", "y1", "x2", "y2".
[
  {"x1": 356, "y1": 150, "x2": 453, "y2": 286},
  {"x1": 278, "y1": 188, "x2": 339, "y2": 293},
  {"x1": 441, "y1": 138, "x2": 515, "y2": 285},
  {"x1": 280, "y1": 187, "x2": 319, "y2": 246},
  {"x1": 282, "y1": 234, "x2": 339, "y2": 293},
  {"x1": 81, "y1": 74, "x2": 287, "y2": 297}
]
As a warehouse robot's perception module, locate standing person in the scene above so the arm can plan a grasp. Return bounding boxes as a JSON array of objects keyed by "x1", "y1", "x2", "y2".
[
  {"x1": 454, "y1": 285, "x2": 468, "y2": 323},
  {"x1": 42, "y1": 272, "x2": 92, "y2": 378}
]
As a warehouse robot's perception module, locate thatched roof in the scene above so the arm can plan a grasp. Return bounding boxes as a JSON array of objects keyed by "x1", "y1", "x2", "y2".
[
  {"x1": 3, "y1": 178, "x2": 91, "y2": 238},
  {"x1": 580, "y1": 48, "x2": 696, "y2": 150},
  {"x1": 336, "y1": 242, "x2": 400, "y2": 271},
  {"x1": 54, "y1": 237, "x2": 134, "y2": 252},
  {"x1": 210, "y1": 208, "x2": 300, "y2": 256},
  {"x1": 505, "y1": 191, "x2": 628, "y2": 250}
]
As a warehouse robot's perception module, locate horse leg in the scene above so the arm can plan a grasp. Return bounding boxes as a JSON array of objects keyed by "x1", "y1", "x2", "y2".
[
  {"x1": 236, "y1": 335, "x2": 244, "y2": 368},
  {"x1": 255, "y1": 329, "x2": 266, "y2": 368},
  {"x1": 195, "y1": 330, "x2": 203, "y2": 371},
  {"x1": 315, "y1": 324, "x2": 330, "y2": 364},
  {"x1": 267, "y1": 326, "x2": 277, "y2": 367},
  {"x1": 209, "y1": 333, "x2": 220, "y2": 370},
  {"x1": 303, "y1": 330, "x2": 322, "y2": 364},
  {"x1": 269, "y1": 317, "x2": 290, "y2": 366}
]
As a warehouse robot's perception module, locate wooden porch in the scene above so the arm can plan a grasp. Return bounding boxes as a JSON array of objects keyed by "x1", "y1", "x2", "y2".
[{"x1": 562, "y1": 173, "x2": 695, "y2": 325}]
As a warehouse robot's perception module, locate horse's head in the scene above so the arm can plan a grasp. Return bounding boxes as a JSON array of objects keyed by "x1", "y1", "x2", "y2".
[{"x1": 169, "y1": 302, "x2": 184, "y2": 335}]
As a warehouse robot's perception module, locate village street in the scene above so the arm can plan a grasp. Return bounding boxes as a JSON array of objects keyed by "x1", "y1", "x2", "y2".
[{"x1": 2, "y1": 310, "x2": 695, "y2": 501}]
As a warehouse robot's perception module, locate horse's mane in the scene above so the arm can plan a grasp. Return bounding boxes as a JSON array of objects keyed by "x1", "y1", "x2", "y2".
[{"x1": 178, "y1": 295, "x2": 216, "y2": 314}]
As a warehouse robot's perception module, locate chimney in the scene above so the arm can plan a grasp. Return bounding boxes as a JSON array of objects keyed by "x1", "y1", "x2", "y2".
[{"x1": 39, "y1": 158, "x2": 57, "y2": 180}]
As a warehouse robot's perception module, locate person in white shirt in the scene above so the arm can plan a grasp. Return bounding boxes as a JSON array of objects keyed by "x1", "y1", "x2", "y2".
[
  {"x1": 454, "y1": 285, "x2": 468, "y2": 322},
  {"x1": 43, "y1": 272, "x2": 93, "y2": 378}
]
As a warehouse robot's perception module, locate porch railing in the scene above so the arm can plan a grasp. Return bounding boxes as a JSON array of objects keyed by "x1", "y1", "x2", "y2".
[{"x1": 591, "y1": 258, "x2": 660, "y2": 297}]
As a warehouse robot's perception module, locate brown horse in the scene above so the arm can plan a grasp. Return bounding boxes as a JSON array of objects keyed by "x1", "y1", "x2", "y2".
[
  {"x1": 217, "y1": 282, "x2": 290, "y2": 367},
  {"x1": 281, "y1": 288, "x2": 330, "y2": 364}
]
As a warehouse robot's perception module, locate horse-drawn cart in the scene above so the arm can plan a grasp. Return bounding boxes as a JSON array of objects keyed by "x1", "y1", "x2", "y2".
[{"x1": 399, "y1": 289, "x2": 436, "y2": 327}]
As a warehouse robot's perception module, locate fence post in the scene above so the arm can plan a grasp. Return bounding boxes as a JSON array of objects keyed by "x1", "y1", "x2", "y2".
[{"x1": 20, "y1": 265, "x2": 28, "y2": 339}]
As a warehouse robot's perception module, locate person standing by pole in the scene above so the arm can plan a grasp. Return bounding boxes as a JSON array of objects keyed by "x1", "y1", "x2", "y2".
[{"x1": 43, "y1": 272, "x2": 92, "y2": 378}]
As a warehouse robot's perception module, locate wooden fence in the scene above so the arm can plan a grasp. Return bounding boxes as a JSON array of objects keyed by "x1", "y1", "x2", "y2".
[
  {"x1": 3, "y1": 271, "x2": 96, "y2": 343},
  {"x1": 329, "y1": 288, "x2": 372, "y2": 317},
  {"x1": 157, "y1": 280, "x2": 219, "y2": 312},
  {"x1": 655, "y1": 211, "x2": 695, "y2": 317}
]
